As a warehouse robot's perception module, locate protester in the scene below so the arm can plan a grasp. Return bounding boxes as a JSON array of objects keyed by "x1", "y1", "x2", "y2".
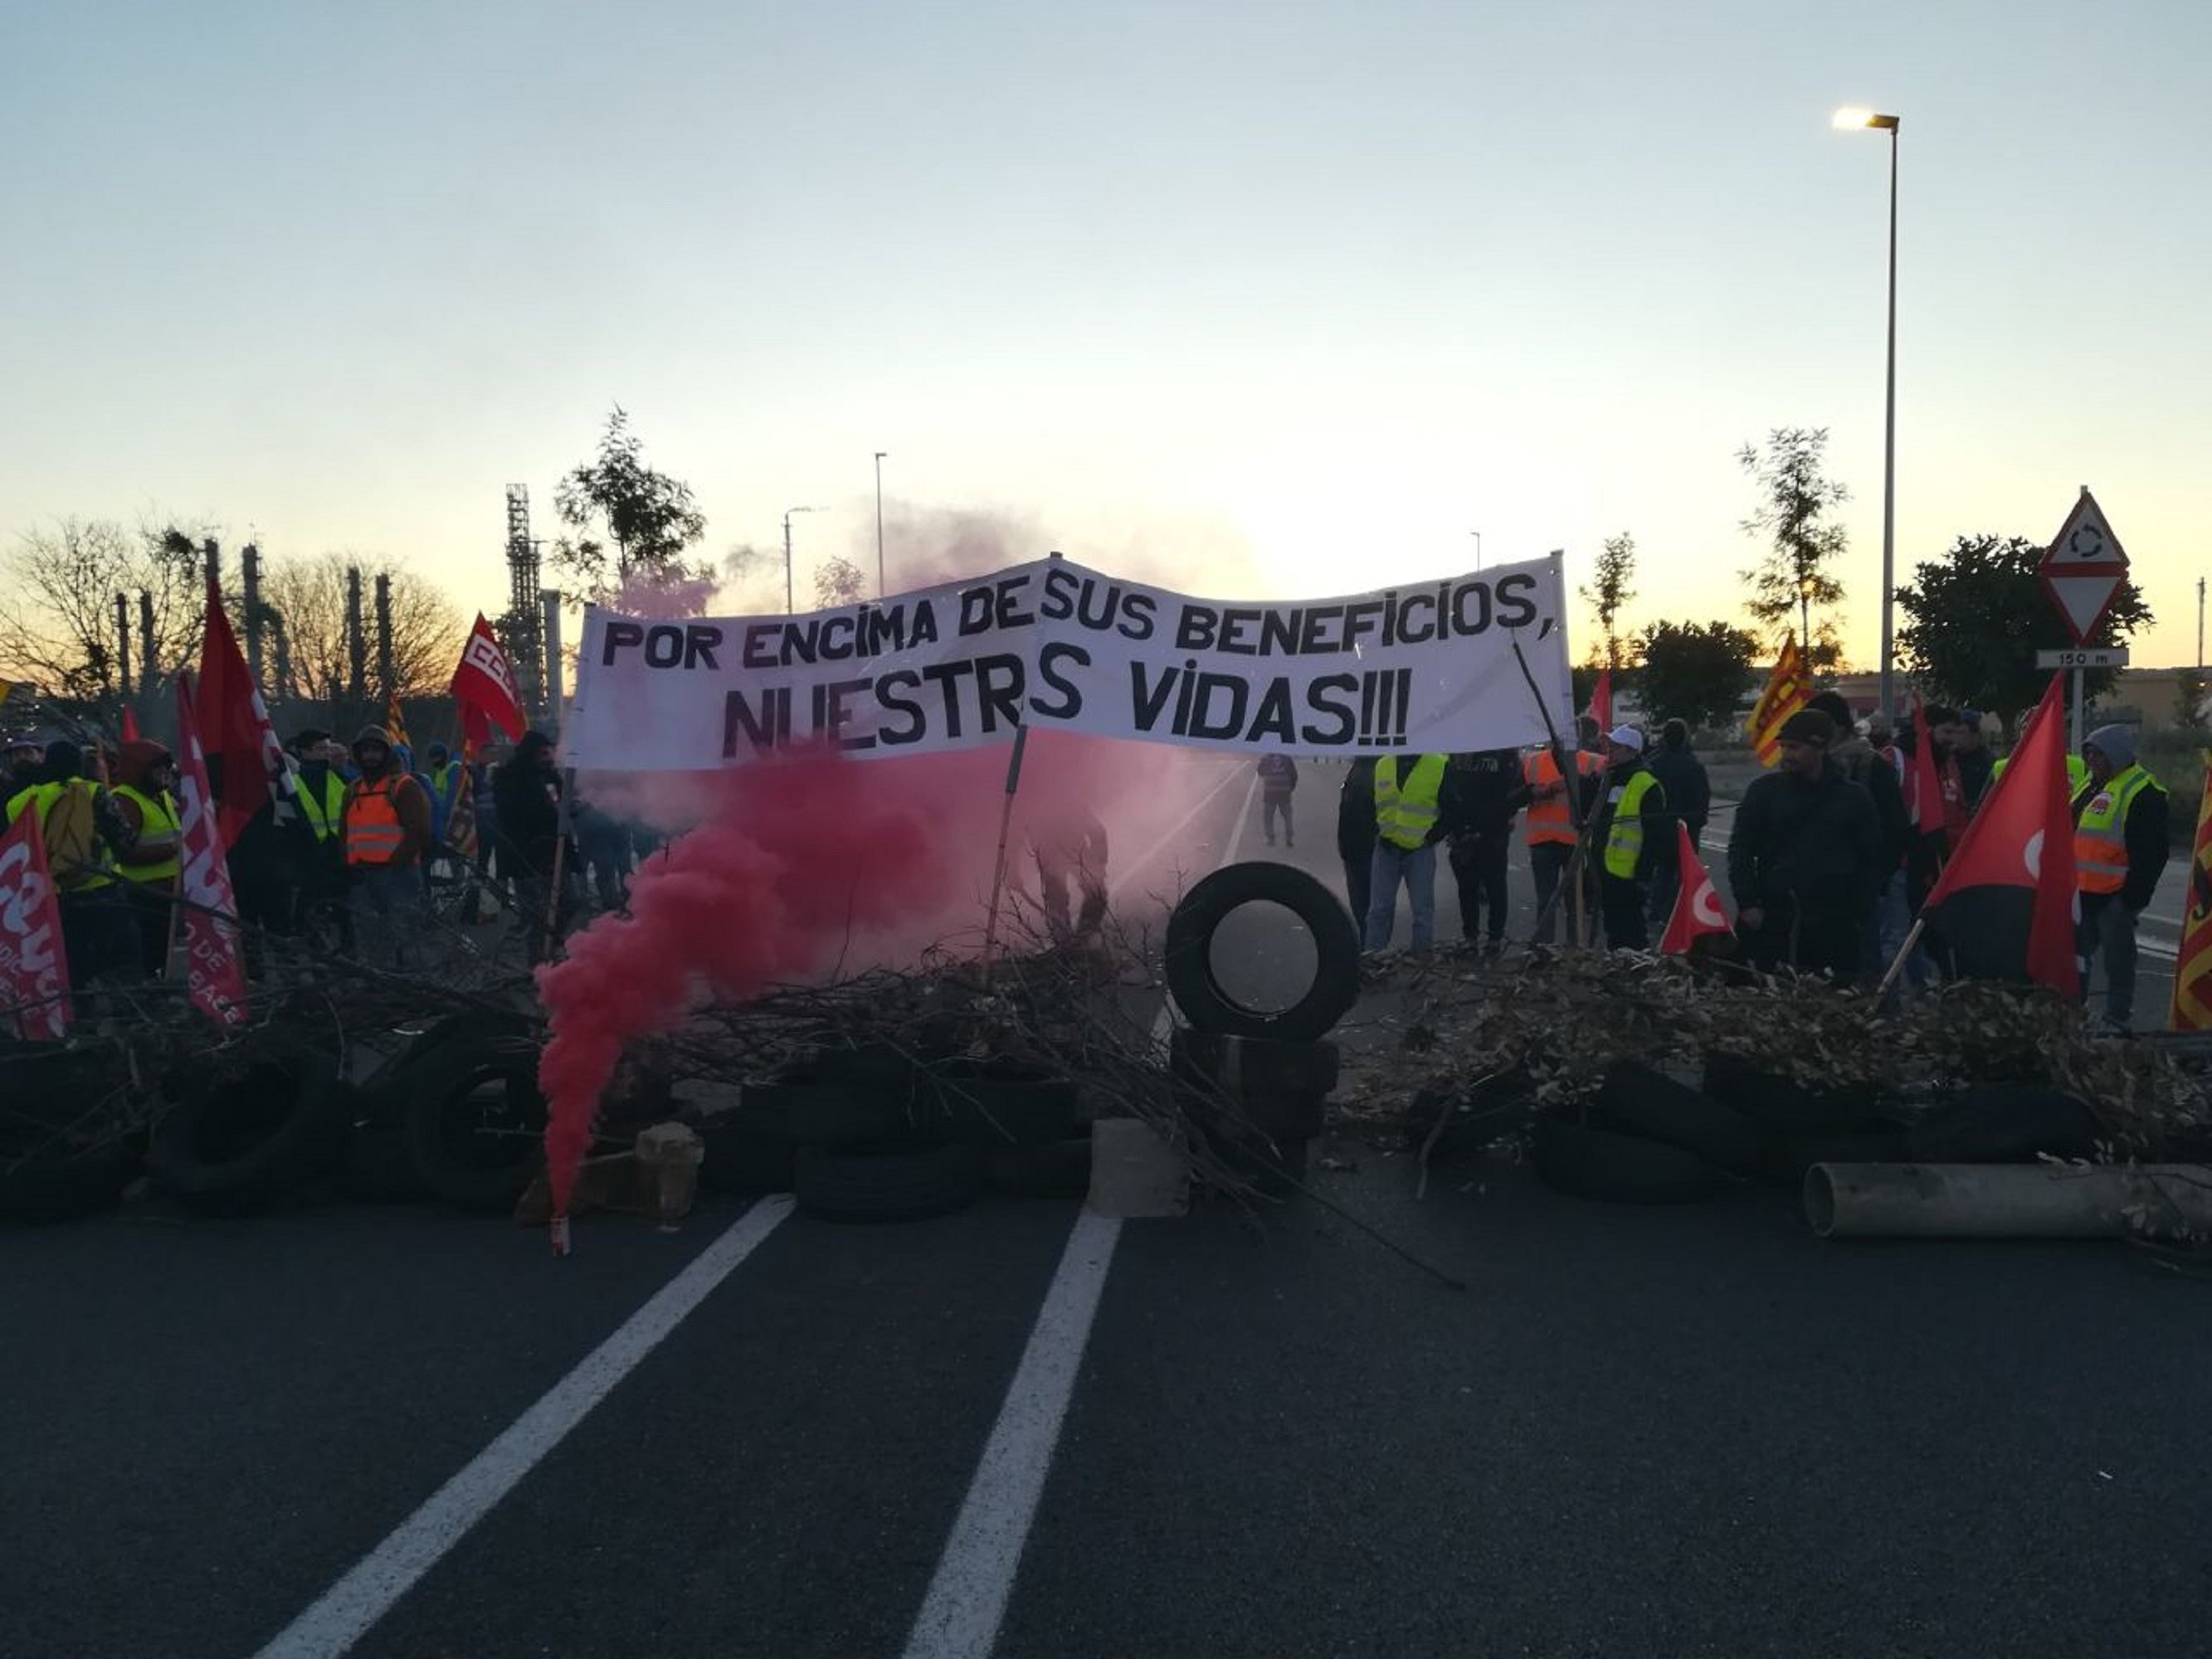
[
  {"x1": 1805, "y1": 691, "x2": 1911, "y2": 986},
  {"x1": 1951, "y1": 709, "x2": 1995, "y2": 810},
  {"x1": 287, "y1": 730, "x2": 351, "y2": 949},
  {"x1": 1522, "y1": 738, "x2": 1602, "y2": 944},
  {"x1": 1726, "y1": 711, "x2": 1881, "y2": 980},
  {"x1": 1030, "y1": 803, "x2": 1109, "y2": 948},
  {"x1": 1337, "y1": 757, "x2": 1379, "y2": 932},
  {"x1": 422, "y1": 742, "x2": 464, "y2": 852},
  {"x1": 1364, "y1": 753, "x2": 1449, "y2": 952},
  {"x1": 494, "y1": 730, "x2": 576, "y2": 966},
  {"x1": 2072, "y1": 724, "x2": 2169, "y2": 1033},
  {"x1": 4, "y1": 739, "x2": 141, "y2": 989},
  {"x1": 1642, "y1": 719, "x2": 1710, "y2": 925},
  {"x1": 1588, "y1": 726, "x2": 1669, "y2": 951},
  {"x1": 2, "y1": 734, "x2": 43, "y2": 795},
  {"x1": 1255, "y1": 752, "x2": 1298, "y2": 848},
  {"x1": 112, "y1": 739, "x2": 183, "y2": 977},
  {"x1": 574, "y1": 803, "x2": 634, "y2": 909},
  {"x1": 1443, "y1": 747, "x2": 1525, "y2": 953},
  {"x1": 339, "y1": 725, "x2": 432, "y2": 968}
]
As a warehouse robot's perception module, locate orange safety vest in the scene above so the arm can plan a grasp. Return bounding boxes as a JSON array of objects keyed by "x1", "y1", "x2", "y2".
[
  {"x1": 1521, "y1": 748, "x2": 1601, "y2": 847},
  {"x1": 344, "y1": 776, "x2": 412, "y2": 868}
]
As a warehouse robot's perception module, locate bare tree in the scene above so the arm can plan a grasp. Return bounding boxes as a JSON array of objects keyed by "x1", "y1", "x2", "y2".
[
  {"x1": 0, "y1": 517, "x2": 207, "y2": 711},
  {"x1": 258, "y1": 552, "x2": 463, "y2": 727},
  {"x1": 814, "y1": 555, "x2": 868, "y2": 611}
]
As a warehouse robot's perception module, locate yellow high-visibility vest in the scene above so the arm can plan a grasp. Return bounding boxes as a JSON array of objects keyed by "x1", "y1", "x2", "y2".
[
  {"x1": 114, "y1": 785, "x2": 181, "y2": 884},
  {"x1": 1373, "y1": 755, "x2": 1446, "y2": 851},
  {"x1": 1602, "y1": 770, "x2": 1662, "y2": 879}
]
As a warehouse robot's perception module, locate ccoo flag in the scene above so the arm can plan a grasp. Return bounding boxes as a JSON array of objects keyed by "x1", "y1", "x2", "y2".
[
  {"x1": 1746, "y1": 636, "x2": 1814, "y2": 766},
  {"x1": 1659, "y1": 823, "x2": 1732, "y2": 955},
  {"x1": 451, "y1": 614, "x2": 525, "y2": 745},
  {"x1": 2168, "y1": 753, "x2": 2212, "y2": 1029},
  {"x1": 1917, "y1": 674, "x2": 2078, "y2": 996}
]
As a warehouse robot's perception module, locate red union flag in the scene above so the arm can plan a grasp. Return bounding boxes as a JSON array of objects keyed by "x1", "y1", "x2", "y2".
[
  {"x1": 452, "y1": 614, "x2": 525, "y2": 743},
  {"x1": 174, "y1": 677, "x2": 250, "y2": 1027},
  {"x1": 0, "y1": 806, "x2": 71, "y2": 1040},
  {"x1": 1659, "y1": 822, "x2": 1732, "y2": 955}
]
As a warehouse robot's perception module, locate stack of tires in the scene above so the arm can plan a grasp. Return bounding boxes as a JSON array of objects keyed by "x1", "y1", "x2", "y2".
[
  {"x1": 691, "y1": 1047, "x2": 1089, "y2": 1223},
  {"x1": 1531, "y1": 1053, "x2": 1912, "y2": 1204},
  {"x1": 1162, "y1": 863, "x2": 1363, "y2": 1194},
  {"x1": 0, "y1": 1044, "x2": 143, "y2": 1224}
]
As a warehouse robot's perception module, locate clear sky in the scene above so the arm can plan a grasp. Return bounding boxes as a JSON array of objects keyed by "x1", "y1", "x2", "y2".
[{"x1": 5, "y1": 0, "x2": 2207, "y2": 667}]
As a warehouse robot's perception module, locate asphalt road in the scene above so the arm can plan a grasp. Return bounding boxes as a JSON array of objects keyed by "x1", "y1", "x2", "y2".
[{"x1": 3, "y1": 754, "x2": 2206, "y2": 1659}]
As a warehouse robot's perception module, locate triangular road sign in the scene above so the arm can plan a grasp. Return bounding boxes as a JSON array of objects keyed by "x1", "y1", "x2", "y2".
[
  {"x1": 2040, "y1": 488, "x2": 2128, "y2": 572},
  {"x1": 2045, "y1": 572, "x2": 2125, "y2": 645}
]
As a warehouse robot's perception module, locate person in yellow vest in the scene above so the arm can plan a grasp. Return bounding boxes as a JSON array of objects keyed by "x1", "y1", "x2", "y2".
[
  {"x1": 1989, "y1": 748, "x2": 2090, "y2": 795},
  {"x1": 340, "y1": 725, "x2": 434, "y2": 969},
  {"x1": 1364, "y1": 752, "x2": 1449, "y2": 952},
  {"x1": 1521, "y1": 740, "x2": 1603, "y2": 944},
  {"x1": 2, "y1": 738, "x2": 142, "y2": 988},
  {"x1": 2071, "y1": 724, "x2": 2169, "y2": 1032},
  {"x1": 1588, "y1": 726, "x2": 1672, "y2": 951},
  {"x1": 289, "y1": 728, "x2": 353, "y2": 948},
  {"x1": 113, "y1": 738, "x2": 183, "y2": 977}
]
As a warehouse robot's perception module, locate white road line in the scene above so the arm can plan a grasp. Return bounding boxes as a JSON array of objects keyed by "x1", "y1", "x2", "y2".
[
  {"x1": 899, "y1": 1211, "x2": 1123, "y2": 1659},
  {"x1": 253, "y1": 1197, "x2": 796, "y2": 1659},
  {"x1": 1108, "y1": 759, "x2": 1250, "y2": 903}
]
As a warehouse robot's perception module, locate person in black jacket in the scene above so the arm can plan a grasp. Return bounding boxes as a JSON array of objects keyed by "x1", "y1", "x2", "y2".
[
  {"x1": 1805, "y1": 690, "x2": 1912, "y2": 985},
  {"x1": 1336, "y1": 758, "x2": 1379, "y2": 932},
  {"x1": 1442, "y1": 747, "x2": 1526, "y2": 951},
  {"x1": 1642, "y1": 719, "x2": 1710, "y2": 925},
  {"x1": 1727, "y1": 710, "x2": 1881, "y2": 980},
  {"x1": 493, "y1": 730, "x2": 576, "y2": 965}
]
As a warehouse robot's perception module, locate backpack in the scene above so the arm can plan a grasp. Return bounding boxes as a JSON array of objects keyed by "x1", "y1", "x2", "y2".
[{"x1": 35, "y1": 783, "x2": 104, "y2": 889}]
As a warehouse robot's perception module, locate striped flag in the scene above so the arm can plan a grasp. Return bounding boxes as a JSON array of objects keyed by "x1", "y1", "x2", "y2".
[
  {"x1": 385, "y1": 691, "x2": 412, "y2": 752},
  {"x1": 2170, "y1": 756, "x2": 2212, "y2": 1029},
  {"x1": 445, "y1": 741, "x2": 480, "y2": 864},
  {"x1": 1745, "y1": 635, "x2": 1815, "y2": 766}
]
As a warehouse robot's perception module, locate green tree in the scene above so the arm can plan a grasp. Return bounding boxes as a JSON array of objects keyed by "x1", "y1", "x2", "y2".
[
  {"x1": 1738, "y1": 427, "x2": 1848, "y2": 672},
  {"x1": 1579, "y1": 532, "x2": 1638, "y2": 673},
  {"x1": 553, "y1": 406, "x2": 709, "y2": 600},
  {"x1": 1896, "y1": 532, "x2": 2151, "y2": 737},
  {"x1": 814, "y1": 555, "x2": 868, "y2": 611},
  {"x1": 1636, "y1": 619, "x2": 1761, "y2": 731}
]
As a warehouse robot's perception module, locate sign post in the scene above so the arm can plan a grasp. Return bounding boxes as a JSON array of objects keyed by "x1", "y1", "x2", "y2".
[{"x1": 2037, "y1": 487, "x2": 2130, "y2": 753}]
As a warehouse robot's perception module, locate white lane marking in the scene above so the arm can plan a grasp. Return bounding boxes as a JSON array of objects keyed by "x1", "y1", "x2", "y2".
[
  {"x1": 900, "y1": 1211, "x2": 1123, "y2": 1659},
  {"x1": 1108, "y1": 759, "x2": 1250, "y2": 902},
  {"x1": 2140, "y1": 940, "x2": 2178, "y2": 961},
  {"x1": 254, "y1": 1198, "x2": 796, "y2": 1659}
]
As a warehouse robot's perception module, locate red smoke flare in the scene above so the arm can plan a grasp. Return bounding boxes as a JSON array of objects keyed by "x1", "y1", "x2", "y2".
[{"x1": 535, "y1": 745, "x2": 951, "y2": 1214}]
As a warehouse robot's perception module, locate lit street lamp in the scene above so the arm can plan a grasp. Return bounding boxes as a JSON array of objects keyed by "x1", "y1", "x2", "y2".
[
  {"x1": 782, "y1": 505, "x2": 821, "y2": 614},
  {"x1": 1834, "y1": 105, "x2": 1902, "y2": 718}
]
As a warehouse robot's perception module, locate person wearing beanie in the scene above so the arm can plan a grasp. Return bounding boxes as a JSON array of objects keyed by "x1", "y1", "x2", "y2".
[
  {"x1": 1951, "y1": 708, "x2": 1994, "y2": 809},
  {"x1": 1642, "y1": 718, "x2": 1710, "y2": 927},
  {"x1": 1726, "y1": 707, "x2": 1881, "y2": 980},
  {"x1": 2073, "y1": 723, "x2": 2169, "y2": 1031},
  {"x1": 3, "y1": 737, "x2": 142, "y2": 990},
  {"x1": 340, "y1": 724, "x2": 433, "y2": 968},
  {"x1": 1586, "y1": 725, "x2": 1671, "y2": 951}
]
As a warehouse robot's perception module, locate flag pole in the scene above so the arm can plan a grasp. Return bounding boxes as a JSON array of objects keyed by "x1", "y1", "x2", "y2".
[
  {"x1": 1876, "y1": 917, "x2": 1927, "y2": 1000},
  {"x1": 1508, "y1": 635, "x2": 1591, "y2": 946},
  {"x1": 980, "y1": 724, "x2": 1030, "y2": 976}
]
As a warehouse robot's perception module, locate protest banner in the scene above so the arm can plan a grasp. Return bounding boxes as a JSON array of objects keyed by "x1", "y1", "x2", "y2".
[{"x1": 565, "y1": 553, "x2": 1573, "y2": 771}]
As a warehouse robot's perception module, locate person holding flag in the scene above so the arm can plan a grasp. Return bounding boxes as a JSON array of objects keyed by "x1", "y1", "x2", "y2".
[
  {"x1": 2071, "y1": 724, "x2": 2168, "y2": 1032},
  {"x1": 1726, "y1": 711, "x2": 1882, "y2": 980},
  {"x1": 2168, "y1": 753, "x2": 2212, "y2": 1030}
]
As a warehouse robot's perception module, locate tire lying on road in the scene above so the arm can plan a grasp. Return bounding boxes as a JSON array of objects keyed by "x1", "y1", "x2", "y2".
[
  {"x1": 1532, "y1": 1113, "x2": 1724, "y2": 1204},
  {"x1": 1763, "y1": 1126, "x2": 1908, "y2": 1189},
  {"x1": 1165, "y1": 862, "x2": 1362, "y2": 1044},
  {"x1": 0, "y1": 1046, "x2": 141, "y2": 1224},
  {"x1": 1169, "y1": 1029, "x2": 1340, "y2": 1097},
  {"x1": 918, "y1": 1069, "x2": 1081, "y2": 1146},
  {"x1": 151, "y1": 1043, "x2": 349, "y2": 1216},
  {"x1": 1903, "y1": 1085, "x2": 2102, "y2": 1164},
  {"x1": 1702, "y1": 1051, "x2": 1884, "y2": 1136},
  {"x1": 397, "y1": 1034, "x2": 550, "y2": 1214},
  {"x1": 794, "y1": 1141, "x2": 983, "y2": 1224},
  {"x1": 1591, "y1": 1059, "x2": 1768, "y2": 1175}
]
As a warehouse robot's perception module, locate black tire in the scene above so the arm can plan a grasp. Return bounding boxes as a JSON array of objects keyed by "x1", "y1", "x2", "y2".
[
  {"x1": 1591, "y1": 1059, "x2": 1768, "y2": 1175},
  {"x1": 1703, "y1": 1052, "x2": 1883, "y2": 1135},
  {"x1": 151, "y1": 1044, "x2": 349, "y2": 1216},
  {"x1": 694, "y1": 1116, "x2": 798, "y2": 1194},
  {"x1": 1169, "y1": 1029, "x2": 1340, "y2": 1097},
  {"x1": 0, "y1": 1046, "x2": 140, "y2": 1224},
  {"x1": 794, "y1": 1141, "x2": 982, "y2": 1224},
  {"x1": 1903, "y1": 1085, "x2": 2102, "y2": 1164},
  {"x1": 918, "y1": 1070, "x2": 1080, "y2": 1146},
  {"x1": 982, "y1": 1136, "x2": 1093, "y2": 1199},
  {"x1": 1164, "y1": 862, "x2": 1362, "y2": 1043},
  {"x1": 336, "y1": 1079, "x2": 426, "y2": 1204},
  {"x1": 398, "y1": 1035, "x2": 549, "y2": 1214},
  {"x1": 742, "y1": 1081, "x2": 909, "y2": 1149},
  {"x1": 1762, "y1": 1126, "x2": 1907, "y2": 1188},
  {"x1": 1532, "y1": 1114, "x2": 1723, "y2": 1204}
]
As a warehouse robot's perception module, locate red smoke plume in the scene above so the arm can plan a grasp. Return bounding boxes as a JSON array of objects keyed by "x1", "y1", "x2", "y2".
[{"x1": 536, "y1": 745, "x2": 951, "y2": 1212}]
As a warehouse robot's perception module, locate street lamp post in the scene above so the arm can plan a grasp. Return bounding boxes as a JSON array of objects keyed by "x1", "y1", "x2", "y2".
[
  {"x1": 1470, "y1": 530, "x2": 1482, "y2": 572},
  {"x1": 874, "y1": 451, "x2": 888, "y2": 597},
  {"x1": 782, "y1": 506, "x2": 820, "y2": 614},
  {"x1": 1835, "y1": 105, "x2": 1902, "y2": 719}
]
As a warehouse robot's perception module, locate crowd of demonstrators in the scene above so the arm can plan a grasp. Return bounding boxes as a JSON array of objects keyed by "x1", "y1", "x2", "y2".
[{"x1": 1255, "y1": 753, "x2": 1298, "y2": 847}]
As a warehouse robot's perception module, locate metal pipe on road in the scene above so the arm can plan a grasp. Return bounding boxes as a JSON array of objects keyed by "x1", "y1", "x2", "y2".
[{"x1": 1808, "y1": 1161, "x2": 2212, "y2": 1240}]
